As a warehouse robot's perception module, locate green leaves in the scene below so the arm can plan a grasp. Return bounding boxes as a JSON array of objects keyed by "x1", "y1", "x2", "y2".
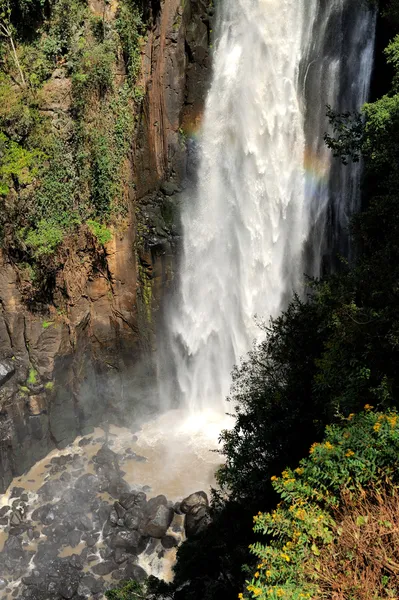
[{"x1": 244, "y1": 410, "x2": 399, "y2": 599}]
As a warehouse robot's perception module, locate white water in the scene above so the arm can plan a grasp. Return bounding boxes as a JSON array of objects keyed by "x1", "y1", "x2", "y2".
[{"x1": 161, "y1": 0, "x2": 376, "y2": 414}]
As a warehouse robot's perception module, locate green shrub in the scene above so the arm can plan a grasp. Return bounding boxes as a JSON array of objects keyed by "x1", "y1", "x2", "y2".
[
  {"x1": 87, "y1": 219, "x2": 112, "y2": 245},
  {"x1": 243, "y1": 409, "x2": 399, "y2": 600},
  {"x1": 116, "y1": 0, "x2": 143, "y2": 85},
  {"x1": 27, "y1": 367, "x2": 38, "y2": 385},
  {"x1": 24, "y1": 219, "x2": 64, "y2": 257},
  {"x1": 0, "y1": 132, "x2": 44, "y2": 194},
  {"x1": 105, "y1": 580, "x2": 146, "y2": 600}
]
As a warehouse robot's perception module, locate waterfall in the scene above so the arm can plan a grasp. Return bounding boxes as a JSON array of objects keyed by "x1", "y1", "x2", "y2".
[{"x1": 160, "y1": 0, "x2": 376, "y2": 414}]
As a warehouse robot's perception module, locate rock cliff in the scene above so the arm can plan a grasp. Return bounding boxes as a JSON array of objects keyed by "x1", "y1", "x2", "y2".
[{"x1": 0, "y1": 0, "x2": 212, "y2": 492}]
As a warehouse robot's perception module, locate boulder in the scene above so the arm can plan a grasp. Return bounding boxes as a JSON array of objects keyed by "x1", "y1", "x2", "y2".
[
  {"x1": 122, "y1": 563, "x2": 147, "y2": 583},
  {"x1": 161, "y1": 535, "x2": 178, "y2": 549},
  {"x1": 77, "y1": 575, "x2": 104, "y2": 596},
  {"x1": 108, "y1": 530, "x2": 141, "y2": 552},
  {"x1": 91, "y1": 560, "x2": 117, "y2": 576},
  {"x1": 185, "y1": 504, "x2": 212, "y2": 538},
  {"x1": 119, "y1": 491, "x2": 147, "y2": 511},
  {"x1": 144, "y1": 504, "x2": 174, "y2": 538},
  {"x1": 180, "y1": 491, "x2": 208, "y2": 514},
  {"x1": 124, "y1": 508, "x2": 146, "y2": 531}
]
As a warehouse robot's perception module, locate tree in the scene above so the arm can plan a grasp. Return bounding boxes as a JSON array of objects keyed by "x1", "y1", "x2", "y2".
[{"x1": 0, "y1": 0, "x2": 25, "y2": 86}]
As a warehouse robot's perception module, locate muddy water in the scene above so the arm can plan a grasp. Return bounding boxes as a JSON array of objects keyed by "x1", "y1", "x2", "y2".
[{"x1": 0, "y1": 409, "x2": 227, "y2": 597}]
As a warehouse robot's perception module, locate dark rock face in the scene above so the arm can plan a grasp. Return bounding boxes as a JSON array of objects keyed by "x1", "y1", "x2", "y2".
[{"x1": 181, "y1": 491, "x2": 211, "y2": 538}]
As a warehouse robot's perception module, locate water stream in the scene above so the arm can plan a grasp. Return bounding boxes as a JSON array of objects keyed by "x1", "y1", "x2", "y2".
[{"x1": 161, "y1": 0, "x2": 376, "y2": 414}]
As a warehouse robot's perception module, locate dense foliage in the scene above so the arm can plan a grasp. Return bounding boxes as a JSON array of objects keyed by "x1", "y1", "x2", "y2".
[
  {"x1": 244, "y1": 409, "x2": 399, "y2": 599},
  {"x1": 0, "y1": 0, "x2": 144, "y2": 301}
]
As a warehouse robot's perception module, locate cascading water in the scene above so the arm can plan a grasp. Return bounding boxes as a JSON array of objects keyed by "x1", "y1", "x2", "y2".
[{"x1": 161, "y1": 0, "x2": 376, "y2": 415}]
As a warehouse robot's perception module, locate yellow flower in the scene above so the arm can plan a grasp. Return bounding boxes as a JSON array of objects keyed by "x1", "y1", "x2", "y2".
[
  {"x1": 254, "y1": 572, "x2": 259, "y2": 579},
  {"x1": 364, "y1": 404, "x2": 374, "y2": 411},
  {"x1": 309, "y1": 443, "x2": 319, "y2": 454},
  {"x1": 388, "y1": 415, "x2": 398, "y2": 428},
  {"x1": 271, "y1": 475, "x2": 278, "y2": 482},
  {"x1": 324, "y1": 441, "x2": 334, "y2": 450},
  {"x1": 295, "y1": 467, "x2": 304, "y2": 475},
  {"x1": 373, "y1": 422, "x2": 381, "y2": 432},
  {"x1": 345, "y1": 449, "x2": 355, "y2": 457},
  {"x1": 238, "y1": 594, "x2": 243, "y2": 599},
  {"x1": 266, "y1": 570, "x2": 272, "y2": 577},
  {"x1": 277, "y1": 590, "x2": 284, "y2": 598},
  {"x1": 296, "y1": 509, "x2": 306, "y2": 520},
  {"x1": 284, "y1": 478, "x2": 295, "y2": 486},
  {"x1": 282, "y1": 470, "x2": 289, "y2": 479},
  {"x1": 348, "y1": 413, "x2": 355, "y2": 420}
]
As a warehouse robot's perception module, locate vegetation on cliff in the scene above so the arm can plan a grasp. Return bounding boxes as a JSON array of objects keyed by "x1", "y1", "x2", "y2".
[{"x1": 0, "y1": 0, "x2": 144, "y2": 303}]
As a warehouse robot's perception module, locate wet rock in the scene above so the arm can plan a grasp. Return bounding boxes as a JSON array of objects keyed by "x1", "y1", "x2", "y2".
[
  {"x1": 10, "y1": 486, "x2": 25, "y2": 498},
  {"x1": 10, "y1": 510, "x2": 23, "y2": 526},
  {"x1": 185, "y1": 504, "x2": 212, "y2": 538},
  {"x1": 38, "y1": 480, "x2": 63, "y2": 500},
  {"x1": 4, "y1": 535, "x2": 25, "y2": 560},
  {"x1": 87, "y1": 554, "x2": 98, "y2": 562},
  {"x1": 9, "y1": 524, "x2": 28, "y2": 536},
  {"x1": 59, "y1": 472, "x2": 72, "y2": 483},
  {"x1": 75, "y1": 473, "x2": 100, "y2": 497},
  {"x1": 97, "y1": 502, "x2": 112, "y2": 524},
  {"x1": 75, "y1": 514, "x2": 92, "y2": 531},
  {"x1": 119, "y1": 491, "x2": 147, "y2": 511},
  {"x1": 0, "y1": 505, "x2": 10, "y2": 517},
  {"x1": 78, "y1": 437, "x2": 92, "y2": 447},
  {"x1": 108, "y1": 530, "x2": 142, "y2": 553},
  {"x1": 114, "y1": 501, "x2": 126, "y2": 520},
  {"x1": 83, "y1": 532, "x2": 98, "y2": 548},
  {"x1": 109, "y1": 509, "x2": 118, "y2": 526},
  {"x1": 124, "y1": 508, "x2": 145, "y2": 531},
  {"x1": 31, "y1": 504, "x2": 56, "y2": 525},
  {"x1": 68, "y1": 530, "x2": 81, "y2": 547},
  {"x1": 180, "y1": 491, "x2": 208, "y2": 514},
  {"x1": 91, "y1": 560, "x2": 117, "y2": 576},
  {"x1": 174, "y1": 501, "x2": 183, "y2": 515},
  {"x1": 93, "y1": 445, "x2": 119, "y2": 469},
  {"x1": 144, "y1": 504, "x2": 174, "y2": 538},
  {"x1": 146, "y1": 494, "x2": 167, "y2": 514},
  {"x1": 107, "y1": 480, "x2": 130, "y2": 499},
  {"x1": 161, "y1": 535, "x2": 178, "y2": 549},
  {"x1": 114, "y1": 548, "x2": 130, "y2": 564},
  {"x1": 78, "y1": 575, "x2": 104, "y2": 596},
  {"x1": 0, "y1": 577, "x2": 7, "y2": 590},
  {"x1": 122, "y1": 563, "x2": 147, "y2": 583}
]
